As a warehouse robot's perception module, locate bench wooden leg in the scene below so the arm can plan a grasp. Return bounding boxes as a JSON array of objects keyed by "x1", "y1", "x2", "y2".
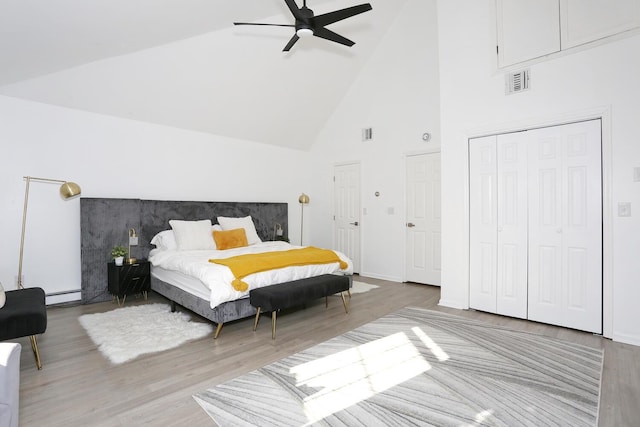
[
  {"x1": 341, "y1": 292, "x2": 349, "y2": 314},
  {"x1": 253, "y1": 307, "x2": 262, "y2": 331},
  {"x1": 214, "y1": 322, "x2": 223, "y2": 339},
  {"x1": 30, "y1": 335, "x2": 43, "y2": 370},
  {"x1": 271, "y1": 311, "x2": 277, "y2": 339}
]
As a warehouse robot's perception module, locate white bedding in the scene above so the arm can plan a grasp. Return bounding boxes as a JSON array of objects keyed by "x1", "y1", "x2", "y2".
[{"x1": 148, "y1": 241, "x2": 353, "y2": 309}]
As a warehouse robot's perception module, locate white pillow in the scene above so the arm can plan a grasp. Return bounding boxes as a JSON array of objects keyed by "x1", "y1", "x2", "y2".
[
  {"x1": 217, "y1": 216, "x2": 262, "y2": 245},
  {"x1": 151, "y1": 225, "x2": 222, "y2": 251},
  {"x1": 0, "y1": 281, "x2": 5, "y2": 309},
  {"x1": 169, "y1": 219, "x2": 216, "y2": 250},
  {"x1": 150, "y1": 230, "x2": 178, "y2": 251}
]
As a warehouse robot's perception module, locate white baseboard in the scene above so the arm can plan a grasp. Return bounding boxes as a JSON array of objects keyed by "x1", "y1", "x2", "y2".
[
  {"x1": 358, "y1": 272, "x2": 402, "y2": 282},
  {"x1": 438, "y1": 298, "x2": 468, "y2": 310},
  {"x1": 46, "y1": 290, "x2": 81, "y2": 305},
  {"x1": 612, "y1": 331, "x2": 640, "y2": 347}
]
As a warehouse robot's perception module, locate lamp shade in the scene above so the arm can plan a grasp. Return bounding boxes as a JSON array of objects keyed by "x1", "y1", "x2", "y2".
[
  {"x1": 298, "y1": 193, "x2": 310, "y2": 204},
  {"x1": 59, "y1": 181, "x2": 81, "y2": 199}
]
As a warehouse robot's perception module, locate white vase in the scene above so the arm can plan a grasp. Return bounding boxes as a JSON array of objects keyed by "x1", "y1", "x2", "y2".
[{"x1": 114, "y1": 256, "x2": 124, "y2": 266}]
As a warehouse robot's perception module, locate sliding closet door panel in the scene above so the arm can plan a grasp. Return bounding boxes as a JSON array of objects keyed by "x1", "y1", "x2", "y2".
[
  {"x1": 529, "y1": 139, "x2": 563, "y2": 323},
  {"x1": 469, "y1": 136, "x2": 498, "y2": 313},
  {"x1": 527, "y1": 120, "x2": 602, "y2": 333},
  {"x1": 562, "y1": 121, "x2": 602, "y2": 332},
  {"x1": 496, "y1": 133, "x2": 528, "y2": 318}
]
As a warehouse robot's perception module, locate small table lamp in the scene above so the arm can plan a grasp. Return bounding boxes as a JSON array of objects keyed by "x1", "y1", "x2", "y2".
[{"x1": 127, "y1": 228, "x2": 138, "y2": 264}]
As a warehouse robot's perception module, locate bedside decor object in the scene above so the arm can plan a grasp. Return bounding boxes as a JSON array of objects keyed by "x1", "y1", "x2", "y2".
[
  {"x1": 127, "y1": 228, "x2": 138, "y2": 264},
  {"x1": 108, "y1": 259, "x2": 150, "y2": 305},
  {"x1": 298, "y1": 193, "x2": 309, "y2": 245},
  {"x1": 111, "y1": 245, "x2": 127, "y2": 266},
  {"x1": 17, "y1": 176, "x2": 81, "y2": 289}
]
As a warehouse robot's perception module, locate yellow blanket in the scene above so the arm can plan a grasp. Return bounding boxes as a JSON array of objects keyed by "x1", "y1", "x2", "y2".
[{"x1": 209, "y1": 247, "x2": 348, "y2": 292}]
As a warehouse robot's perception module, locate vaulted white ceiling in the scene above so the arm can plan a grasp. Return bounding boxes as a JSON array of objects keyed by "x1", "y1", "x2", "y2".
[{"x1": 0, "y1": 0, "x2": 408, "y2": 150}]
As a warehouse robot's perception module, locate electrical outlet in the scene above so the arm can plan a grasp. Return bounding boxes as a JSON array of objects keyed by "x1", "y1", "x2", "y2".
[{"x1": 618, "y1": 202, "x2": 631, "y2": 217}]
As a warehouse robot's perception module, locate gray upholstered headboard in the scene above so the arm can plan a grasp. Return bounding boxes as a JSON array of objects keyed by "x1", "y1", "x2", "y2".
[{"x1": 80, "y1": 198, "x2": 288, "y2": 304}]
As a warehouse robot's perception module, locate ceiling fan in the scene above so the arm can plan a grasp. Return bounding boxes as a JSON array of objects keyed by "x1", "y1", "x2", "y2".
[{"x1": 234, "y1": 0, "x2": 373, "y2": 52}]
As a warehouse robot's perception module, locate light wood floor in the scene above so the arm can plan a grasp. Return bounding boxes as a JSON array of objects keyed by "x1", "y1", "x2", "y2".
[{"x1": 15, "y1": 278, "x2": 640, "y2": 426}]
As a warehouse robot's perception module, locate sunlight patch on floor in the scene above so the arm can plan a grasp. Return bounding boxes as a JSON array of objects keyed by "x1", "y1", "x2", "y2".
[{"x1": 289, "y1": 332, "x2": 432, "y2": 424}]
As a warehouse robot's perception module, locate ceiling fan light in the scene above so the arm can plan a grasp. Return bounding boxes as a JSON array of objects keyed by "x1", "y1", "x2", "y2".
[{"x1": 296, "y1": 28, "x2": 313, "y2": 38}]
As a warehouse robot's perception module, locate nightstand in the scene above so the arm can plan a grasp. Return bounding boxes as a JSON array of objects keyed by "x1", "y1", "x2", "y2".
[{"x1": 107, "y1": 259, "x2": 150, "y2": 306}]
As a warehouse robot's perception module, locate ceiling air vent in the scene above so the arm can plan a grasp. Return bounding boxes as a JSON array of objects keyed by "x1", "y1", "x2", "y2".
[{"x1": 505, "y1": 69, "x2": 530, "y2": 95}]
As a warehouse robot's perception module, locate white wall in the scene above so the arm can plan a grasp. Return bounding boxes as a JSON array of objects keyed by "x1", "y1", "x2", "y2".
[
  {"x1": 0, "y1": 95, "x2": 312, "y2": 303},
  {"x1": 308, "y1": 0, "x2": 441, "y2": 281},
  {"x1": 437, "y1": 0, "x2": 640, "y2": 346}
]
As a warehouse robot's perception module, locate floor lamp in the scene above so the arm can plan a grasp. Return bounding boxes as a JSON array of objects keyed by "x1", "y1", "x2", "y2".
[
  {"x1": 298, "y1": 193, "x2": 309, "y2": 246},
  {"x1": 17, "y1": 176, "x2": 81, "y2": 289}
]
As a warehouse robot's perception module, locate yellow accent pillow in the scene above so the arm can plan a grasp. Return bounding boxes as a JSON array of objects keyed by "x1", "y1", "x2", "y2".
[{"x1": 213, "y1": 228, "x2": 249, "y2": 250}]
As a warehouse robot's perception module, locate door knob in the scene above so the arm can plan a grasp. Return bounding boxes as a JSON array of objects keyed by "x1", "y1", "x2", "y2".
[
  {"x1": 407, "y1": 222, "x2": 415, "y2": 228},
  {"x1": 350, "y1": 221, "x2": 359, "y2": 226}
]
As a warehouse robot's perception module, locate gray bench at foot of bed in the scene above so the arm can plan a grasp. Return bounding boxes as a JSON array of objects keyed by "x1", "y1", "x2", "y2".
[{"x1": 249, "y1": 274, "x2": 350, "y2": 339}]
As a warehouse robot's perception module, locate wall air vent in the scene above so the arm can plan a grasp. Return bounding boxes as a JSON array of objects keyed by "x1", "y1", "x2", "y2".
[
  {"x1": 505, "y1": 69, "x2": 530, "y2": 95},
  {"x1": 362, "y1": 127, "x2": 373, "y2": 141}
]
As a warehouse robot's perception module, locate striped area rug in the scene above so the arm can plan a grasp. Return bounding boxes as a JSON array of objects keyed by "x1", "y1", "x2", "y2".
[{"x1": 194, "y1": 307, "x2": 603, "y2": 426}]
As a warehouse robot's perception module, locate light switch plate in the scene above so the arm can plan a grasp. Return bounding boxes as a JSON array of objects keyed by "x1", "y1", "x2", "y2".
[
  {"x1": 618, "y1": 202, "x2": 631, "y2": 217},
  {"x1": 634, "y1": 167, "x2": 640, "y2": 182}
]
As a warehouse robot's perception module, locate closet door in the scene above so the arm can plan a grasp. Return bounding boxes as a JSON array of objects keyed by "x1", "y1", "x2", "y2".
[
  {"x1": 496, "y1": 133, "x2": 528, "y2": 319},
  {"x1": 527, "y1": 119, "x2": 602, "y2": 333},
  {"x1": 469, "y1": 136, "x2": 498, "y2": 313}
]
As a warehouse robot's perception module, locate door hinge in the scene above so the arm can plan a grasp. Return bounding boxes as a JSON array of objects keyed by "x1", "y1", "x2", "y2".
[{"x1": 496, "y1": 45, "x2": 499, "y2": 55}]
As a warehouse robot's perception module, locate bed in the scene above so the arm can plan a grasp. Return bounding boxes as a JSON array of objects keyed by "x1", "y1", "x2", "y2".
[{"x1": 79, "y1": 198, "x2": 352, "y2": 337}]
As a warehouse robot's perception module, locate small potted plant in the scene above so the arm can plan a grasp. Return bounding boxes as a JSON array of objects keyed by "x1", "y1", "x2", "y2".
[{"x1": 111, "y1": 245, "x2": 127, "y2": 266}]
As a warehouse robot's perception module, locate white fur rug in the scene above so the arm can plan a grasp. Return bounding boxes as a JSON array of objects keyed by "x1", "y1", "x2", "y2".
[{"x1": 78, "y1": 303, "x2": 213, "y2": 364}]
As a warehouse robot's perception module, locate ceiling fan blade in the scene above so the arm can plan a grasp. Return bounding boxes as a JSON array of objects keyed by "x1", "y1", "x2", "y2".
[
  {"x1": 284, "y1": 0, "x2": 305, "y2": 21},
  {"x1": 283, "y1": 34, "x2": 300, "y2": 51},
  {"x1": 312, "y1": 27, "x2": 355, "y2": 47},
  {"x1": 234, "y1": 22, "x2": 295, "y2": 27},
  {"x1": 313, "y1": 3, "x2": 372, "y2": 27}
]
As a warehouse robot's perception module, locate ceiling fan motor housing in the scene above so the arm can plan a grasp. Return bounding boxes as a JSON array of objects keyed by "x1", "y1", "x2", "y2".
[{"x1": 296, "y1": 6, "x2": 315, "y2": 36}]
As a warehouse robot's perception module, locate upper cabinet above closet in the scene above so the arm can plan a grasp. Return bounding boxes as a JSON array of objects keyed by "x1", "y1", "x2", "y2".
[{"x1": 496, "y1": 0, "x2": 640, "y2": 68}]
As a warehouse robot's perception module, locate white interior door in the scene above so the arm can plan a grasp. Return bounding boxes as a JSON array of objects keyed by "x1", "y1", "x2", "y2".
[
  {"x1": 527, "y1": 119, "x2": 602, "y2": 333},
  {"x1": 469, "y1": 136, "x2": 498, "y2": 312},
  {"x1": 334, "y1": 163, "x2": 361, "y2": 273},
  {"x1": 405, "y1": 153, "x2": 441, "y2": 285}
]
